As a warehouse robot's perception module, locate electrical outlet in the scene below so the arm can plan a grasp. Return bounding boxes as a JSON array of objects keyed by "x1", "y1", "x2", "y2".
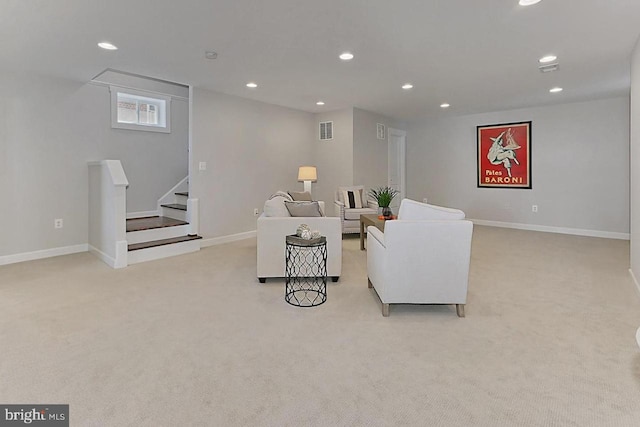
[
  {"x1": 254, "y1": 208, "x2": 260, "y2": 216},
  {"x1": 532, "y1": 205, "x2": 538, "y2": 213},
  {"x1": 54, "y1": 218, "x2": 63, "y2": 229},
  {"x1": 199, "y1": 162, "x2": 207, "y2": 171}
]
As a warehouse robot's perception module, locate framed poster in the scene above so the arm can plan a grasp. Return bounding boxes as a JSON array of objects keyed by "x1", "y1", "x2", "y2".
[{"x1": 477, "y1": 121, "x2": 531, "y2": 189}]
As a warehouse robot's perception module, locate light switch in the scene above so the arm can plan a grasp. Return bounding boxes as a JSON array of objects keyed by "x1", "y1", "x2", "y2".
[{"x1": 199, "y1": 162, "x2": 207, "y2": 171}]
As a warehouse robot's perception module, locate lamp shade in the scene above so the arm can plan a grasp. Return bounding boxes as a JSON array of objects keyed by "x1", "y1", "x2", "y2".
[{"x1": 298, "y1": 166, "x2": 317, "y2": 182}]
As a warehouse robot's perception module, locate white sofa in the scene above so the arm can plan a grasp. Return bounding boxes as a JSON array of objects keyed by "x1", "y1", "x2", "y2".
[
  {"x1": 334, "y1": 185, "x2": 378, "y2": 234},
  {"x1": 257, "y1": 199, "x2": 342, "y2": 282},
  {"x1": 367, "y1": 199, "x2": 473, "y2": 317}
]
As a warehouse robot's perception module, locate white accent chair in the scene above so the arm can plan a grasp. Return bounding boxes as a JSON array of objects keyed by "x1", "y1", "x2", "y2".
[
  {"x1": 257, "y1": 201, "x2": 342, "y2": 282},
  {"x1": 334, "y1": 185, "x2": 378, "y2": 234},
  {"x1": 367, "y1": 199, "x2": 473, "y2": 317}
]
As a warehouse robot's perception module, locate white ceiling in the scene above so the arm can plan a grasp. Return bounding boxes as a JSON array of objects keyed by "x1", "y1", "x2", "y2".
[{"x1": 2, "y1": 0, "x2": 640, "y2": 121}]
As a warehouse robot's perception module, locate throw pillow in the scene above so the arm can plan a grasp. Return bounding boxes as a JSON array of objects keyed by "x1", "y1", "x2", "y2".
[
  {"x1": 264, "y1": 195, "x2": 292, "y2": 217},
  {"x1": 342, "y1": 189, "x2": 363, "y2": 209},
  {"x1": 288, "y1": 191, "x2": 312, "y2": 201},
  {"x1": 284, "y1": 201, "x2": 322, "y2": 217},
  {"x1": 270, "y1": 190, "x2": 293, "y2": 202}
]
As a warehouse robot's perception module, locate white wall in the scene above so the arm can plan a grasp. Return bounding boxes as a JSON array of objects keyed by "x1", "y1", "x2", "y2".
[
  {"x1": 630, "y1": 38, "x2": 640, "y2": 278},
  {"x1": 108, "y1": 97, "x2": 189, "y2": 213},
  {"x1": 311, "y1": 108, "x2": 354, "y2": 211},
  {"x1": 406, "y1": 97, "x2": 630, "y2": 234},
  {"x1": 190, "y1": 88, "x2": 314, "y2": 238},
  {"x1": 0, "y1": 71, "x2": 188, "y2": 257},
  {"x1": 306, "y1": 107, "x2": 405, "y2": 210},
  {"x1": 353, "y1": 107, "x2": 405, "y2": 197}
]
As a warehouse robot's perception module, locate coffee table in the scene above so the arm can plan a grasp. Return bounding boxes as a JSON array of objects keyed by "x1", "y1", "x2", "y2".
[{"x1": 360, "y1": 214, "x2": 387, "y2": 250}]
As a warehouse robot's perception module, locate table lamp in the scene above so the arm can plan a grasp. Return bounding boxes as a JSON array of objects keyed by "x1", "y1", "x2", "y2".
[{"x1": 298, "y1": 166, "x2": 317, "y2": 194}]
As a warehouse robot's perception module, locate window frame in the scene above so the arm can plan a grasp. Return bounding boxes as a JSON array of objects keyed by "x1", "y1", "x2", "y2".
[{"x1": 110, "y1": 86, "x2": 172, "y2": 133}]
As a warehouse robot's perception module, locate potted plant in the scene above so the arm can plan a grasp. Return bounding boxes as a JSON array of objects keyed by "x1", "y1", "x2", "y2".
[{"x1": 369, "y1": 186, "x2": 399, "y2": 219}]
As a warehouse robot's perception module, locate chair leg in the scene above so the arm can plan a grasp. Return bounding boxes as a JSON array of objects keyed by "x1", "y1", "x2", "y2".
[
  {"x1": 367, "y1": 278, "x2": 373, "y2": 289},
  {"x1": 382, "y1": 303, "x2": 390, "y2": 317},
  {"x1": 456, "y1": 304, "x2": 465, "y2": 318}
]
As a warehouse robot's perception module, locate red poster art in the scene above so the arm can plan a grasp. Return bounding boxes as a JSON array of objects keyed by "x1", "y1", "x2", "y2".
[{"x1": 477, "y1": 122, "x2": 531, "y2": 189}]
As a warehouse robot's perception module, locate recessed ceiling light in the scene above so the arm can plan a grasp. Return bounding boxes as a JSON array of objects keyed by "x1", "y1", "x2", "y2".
[
  {"x1": 98, "y1": 42, "x2": 118, "y2": 50},
  {"x1": 539, "y1": 55, "x2": 557, "y2": 63},
  {"x1": 316, "y1": 101, "x2": 325, "y2": 106},
  {"x1": 549, "y1": 87, "x2": 563, "y2": 93},
  {"x1": 519, "y1": 0, "x2": 542, "y2": 5},
  {"x1": 339, "y1": 52, "x2": 354, "y2": 61},
  {"x1": 246, "y1": 82, "x2": 258, "y2": 88},
  {"x1": 440, "y1": 103, "x2": 450, "y2": 108},
  {"x1": 402, "y1": 84, "x2": 414, "y2": 90}
]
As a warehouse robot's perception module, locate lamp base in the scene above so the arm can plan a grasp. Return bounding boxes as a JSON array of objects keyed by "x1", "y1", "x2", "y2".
[{"x1": 303, "y1": 181, "x2": 312, "y2": 194}]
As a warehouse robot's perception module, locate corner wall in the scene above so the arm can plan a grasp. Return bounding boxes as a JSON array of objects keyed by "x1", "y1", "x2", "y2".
[
  {"x1": 190, "y1": 88, "x2": 314, "y2": 238},
  {"x1": 406, "y1": 97, "x2": 630, "y2": 236},
  {"x1": 0, "y1": 71, "x2": 188, "y2": 258},
  {"x1": 312, "y1": 108, "x2": 354, "y2": 211},
  {"x1": 630, "y1": 38, "x2": 640, "y2": 280},
  {"x1": 353, "y1": 108, "x2": 406, "y2": 196}
]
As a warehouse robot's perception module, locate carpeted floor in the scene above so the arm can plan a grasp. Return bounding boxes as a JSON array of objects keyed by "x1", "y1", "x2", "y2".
[{"x1": 1, "y1": 226, "x2": 640, "y2": 426}]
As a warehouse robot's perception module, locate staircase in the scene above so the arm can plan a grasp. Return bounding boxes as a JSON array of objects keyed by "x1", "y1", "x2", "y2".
[{"x1": 126, "y1": 191, "x2": 202, "y2": 264}]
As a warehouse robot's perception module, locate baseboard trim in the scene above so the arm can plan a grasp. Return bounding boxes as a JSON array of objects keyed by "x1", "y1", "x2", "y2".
[
  {"x1": 0, "y1": 244, "x2": 88, "y2": 266},
  {"x1": 89, "y1": 244, "x2": 117, "y2": 268},
  {"x1": 126, "y1": 210, "x2": 159, "y2": 219},
  {"x1": 0, "y1": 230, "x2": 255, "y2": 267},
  {"x1": 470, "y1": 219, "x2": 630, "y2": 240},
  {"x1": 88, "y1": 242, "x2": 127, "y2": 269},
  {"x1": 200, "y1": 230, "x2": 256, "y2": 247}
]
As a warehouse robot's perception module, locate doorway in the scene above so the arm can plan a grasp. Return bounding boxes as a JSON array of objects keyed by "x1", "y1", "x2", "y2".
[{"x1": 388, "y1": 128, "x2": 406, "y2": 211}]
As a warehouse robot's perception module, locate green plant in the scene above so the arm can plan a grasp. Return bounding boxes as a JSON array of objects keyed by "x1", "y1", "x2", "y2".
[{"x1": 368, "y1": 186, "x2": 399, "y2": 208}]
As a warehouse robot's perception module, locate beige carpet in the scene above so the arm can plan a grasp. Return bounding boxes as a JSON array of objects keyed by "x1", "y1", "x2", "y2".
[{"x1": 1, "y1": 226, "x2": 640, "y2": 426}]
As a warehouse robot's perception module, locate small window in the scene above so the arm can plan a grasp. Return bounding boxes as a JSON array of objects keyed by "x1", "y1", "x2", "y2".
[{"x1": 110, "y1": 86, "x2": 171, "y2": 133}]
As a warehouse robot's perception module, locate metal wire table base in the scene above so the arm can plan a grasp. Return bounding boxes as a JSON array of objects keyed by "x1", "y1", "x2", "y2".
[{"x1": 285, "y1": 235, "x2": 327, "y2": 307}]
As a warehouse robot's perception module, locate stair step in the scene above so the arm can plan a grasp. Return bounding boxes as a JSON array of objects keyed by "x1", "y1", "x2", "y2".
[
  {"x1": 175, "y1": 192, "x2": 189, "y2": 197},
  {"x1": 161, "y1": 203, "x2": 187, "y2": 211},
  {"x1": 126, "y1": 216, "x2": 188, "y2": 232},
  {"x1": 128, "y1": 235, "x2": 202, "y2": 252}
]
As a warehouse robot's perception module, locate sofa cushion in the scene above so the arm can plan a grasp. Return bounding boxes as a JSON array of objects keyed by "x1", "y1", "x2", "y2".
[
  {"x1": 284, "y1": 201, "x2": 323, "y2": 217},
  {"x1": 289, "y1": 191, "x2": 312, "y2": 201},
  {"x1": 263, "y1": 192, "x2": 293, "y2": 217},
  {"x1": 344, "y1": 207, "x2": 378, "y2": 220},
  {"x1": 271, "y1": 190, "x2": 293, "y2": 201}
]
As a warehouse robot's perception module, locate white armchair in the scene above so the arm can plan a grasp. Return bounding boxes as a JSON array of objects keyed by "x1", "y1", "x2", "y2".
[
  {"x1": 334, "y1": 185, "x2": 378, "y2": 234},
  {"x1": 367, "y1": 199, "x2": 473, "y2": 317}
]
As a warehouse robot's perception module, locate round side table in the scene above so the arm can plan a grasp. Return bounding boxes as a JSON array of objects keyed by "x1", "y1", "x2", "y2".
[{"x1": 285, "y1": 235, "x2": 327, "y2": 307}]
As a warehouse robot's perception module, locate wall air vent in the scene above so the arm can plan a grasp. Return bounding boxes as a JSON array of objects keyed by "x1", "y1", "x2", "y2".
[
  {"x1": 539, "y1": 63, "x2": 559, "y2": 73},
  {"x1": 319, "y1": 121, "x2": 333, "y2": 140}
]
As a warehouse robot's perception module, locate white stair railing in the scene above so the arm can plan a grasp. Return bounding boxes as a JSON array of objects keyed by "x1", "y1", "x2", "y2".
[{"x1": 187, "y1": 198, "x2": 199, "y2": 236}]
